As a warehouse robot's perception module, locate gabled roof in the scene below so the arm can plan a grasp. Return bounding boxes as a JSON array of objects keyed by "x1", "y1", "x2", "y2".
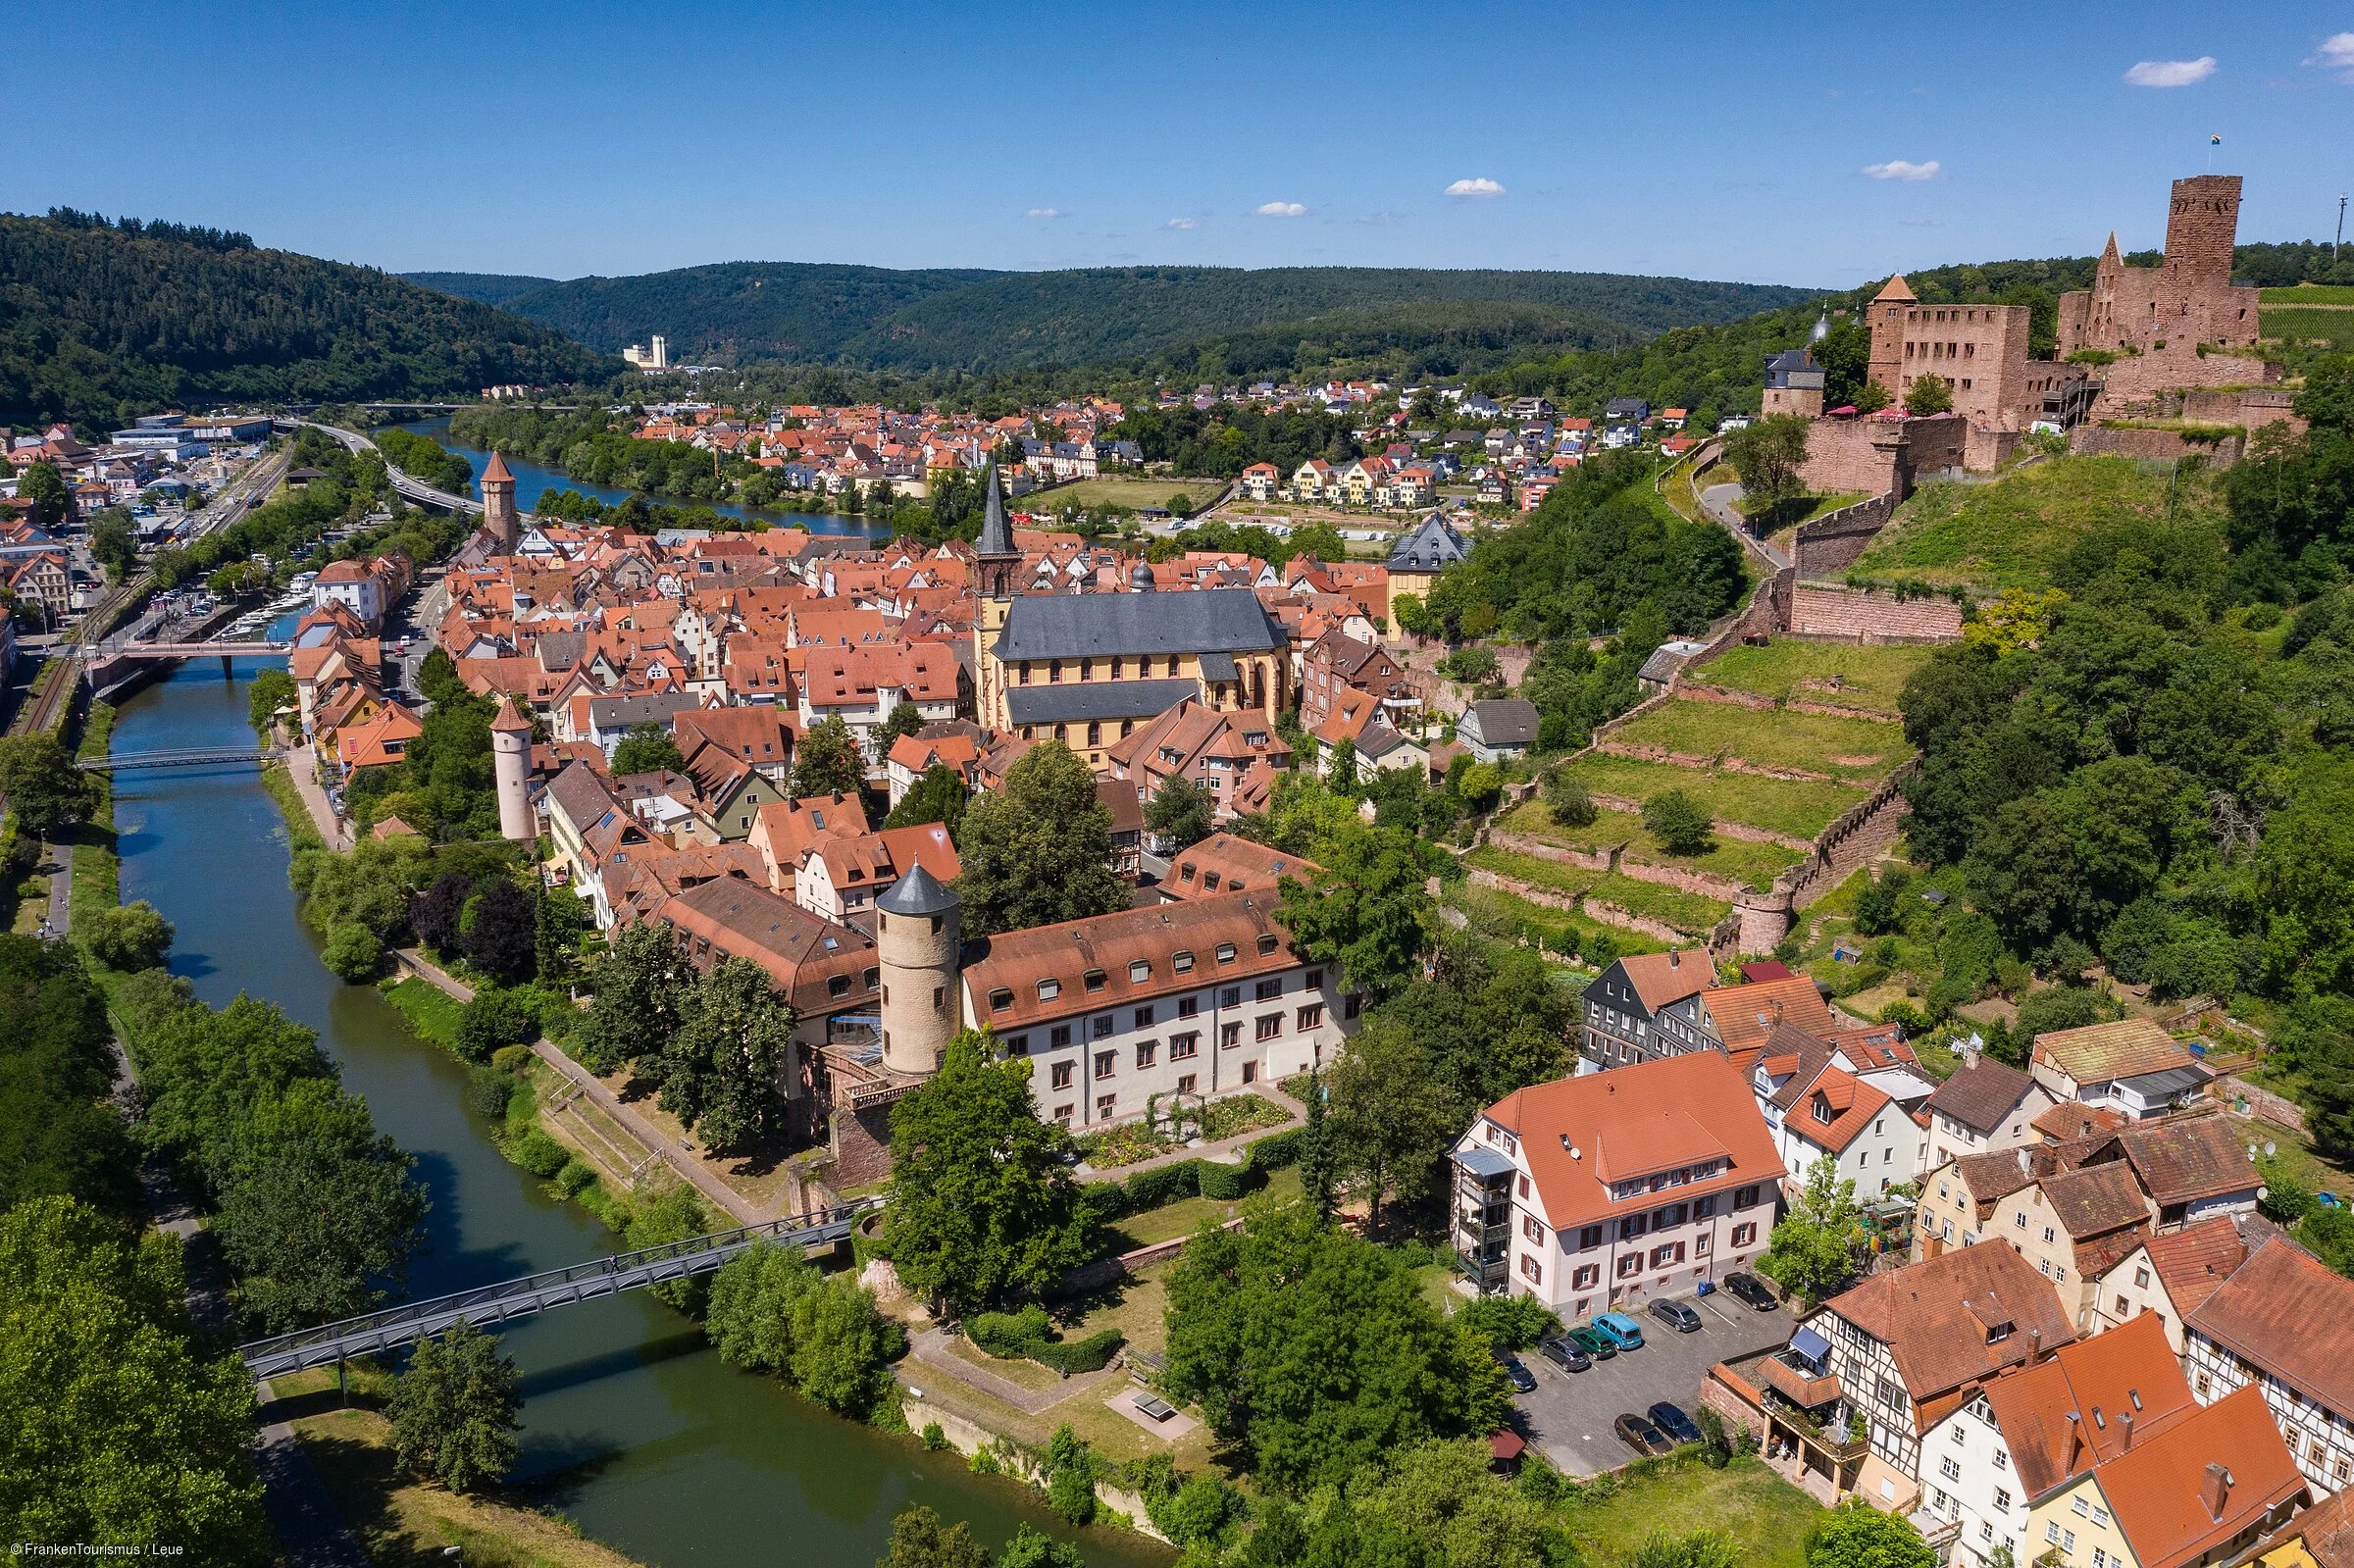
[
  {"x1": 1478, "y1": 1052, "x2": 1784, "y2": 1232},
  {"x1": 2092, "y1": 1111, "x2": 2254, "y2": 1207},
  {"x1": 2096, "y1": 1386, "x2": 2303, "y2": 1568},
  {"x1": 1979, "y1": 1311, "x2": 2196, "y2": 1502},
  {"x1": 2113, "y1": 1213, "x2": 2264, "y2": 1315},
  {"x1": 1922, "y1": 1054, "x2": 2041, "y2": 1135},
  {"x1": 1818, "y1": 1241, "x2": 2075, "y2": 1420},
  {"x1": 2186, "y1": 1238, "x2": 2354, "y2": 1415},
  {"x1": 993, "y1": 588, "x2": 1287, "y2": 662},
  {"x1": 1606, "y1": 949, "x2": 1714, "y2": 1014},
  {"x1": 2039, "y1": 1161, "x2": 2151, "y2": 1240},
  {"x1": 2033, "y1": 1018, "x2": 2197, "y2": 1085},
  {"x1": 1706, "y1": 976, "x2": 1836, "y2": 1054}
]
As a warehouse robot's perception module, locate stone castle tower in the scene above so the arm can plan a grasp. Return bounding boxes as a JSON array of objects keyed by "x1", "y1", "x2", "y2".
[
  {"x1": 489, "y1": 694, "x2": 534, "y2": 841},
  {"x1": 2057, "y1": 175, "x2": 2260, "y2": 359},
  {"x1": 876, "y1": 864, "x2": 961, "y2": 1078},
  {"x1": 481, "y1": 449, "x2": 520, "y2": 553}
]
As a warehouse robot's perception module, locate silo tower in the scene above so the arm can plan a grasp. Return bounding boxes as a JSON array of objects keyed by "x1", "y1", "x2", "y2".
[{"x1": 876, "y1": 863, "x2": 961, "y2": 1078}]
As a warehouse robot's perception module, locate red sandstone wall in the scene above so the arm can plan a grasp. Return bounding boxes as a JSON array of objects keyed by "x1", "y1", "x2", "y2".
[
  {"x1": 1794, "y1": 493, "x2": 1897, "y2": 576},
  {"x1": 1800, "y1": 421, "x2": 1902, "y2": 495},
  {"x1": 1786, "y1": 586, "x2": 1963, "y2": 642},
  {"x1": 2070, "y1": 425, "x2": 2247, "y2": 467}
]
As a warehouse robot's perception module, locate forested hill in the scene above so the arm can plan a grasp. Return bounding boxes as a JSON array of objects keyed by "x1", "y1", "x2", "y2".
[
  {"x1": 399, "y1": 271, "x2": 558, "y2": 307},
  {"x1": 417, "y1": 260, "x2": 1819, "y2": 375},
  {"x1": 0, "y1": 213, "x2": 619, "y2": 434}
]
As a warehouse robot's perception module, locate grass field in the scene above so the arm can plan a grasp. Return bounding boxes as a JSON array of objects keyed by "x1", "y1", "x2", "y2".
[
  {"x1": 1452, "y1": 882, "x2": 1664, "y2": 960},
  {"x1": 1025, "y1": 475, "x2": 1221, "y2": 513},
  {"x1": 1695, "y1": 638, "x2": 1934, "y2": 715},
  {"x1": 1466, "y1": 846, "x2": 1732, "y2": 936},
  {"x1": 1562, "y1": 1456, "x2": 1822, "y2": 1568},
  {"x1": 1559, "y1": 752, "x2": 1868, "y2": 842},
  {"x1": 385, "y1": 975, "x2": 465, "y2": 1050},
  {"x1": 1607, "y1": 697, "x2": 1910, "y2": 785},
  {"x1": 1494, "y1": 800, "x2": 1803, "y2": 891},
  {"x1": 1856, "y1": 455, "x2": 2223, "y2": 594}
]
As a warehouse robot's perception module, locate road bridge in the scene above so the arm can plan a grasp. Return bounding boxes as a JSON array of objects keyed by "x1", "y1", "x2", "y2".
[
  {"x1": 277, "y1": 420, "x2": 483, "y2": 515},
  {"x1": 236, "y1": 1198, "x2": 883, "y2": 1379}
]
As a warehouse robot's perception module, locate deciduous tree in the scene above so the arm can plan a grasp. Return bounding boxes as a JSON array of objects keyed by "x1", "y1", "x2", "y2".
[
  {"x1": 1325, "y1": 1020, "x2": 1457, "y2": 1235},
  {"x1": 883, "y1": 763, "x2": 968, "y2": 841},
  {"x1": 1643, "y1": 789, "x2": 1714, "y2": 855},
  {"x1": 954, "y1": 741, "x2": 1126, "y2": 936},
  {"x1": 1721, "y1": 413, "x2": 1812, "y2": 511},
  {"x1": 883, "y1": 1031, "x2": 1091, "y2": 1312},
  {"x1": 1805, "y1": 1500, "x2": 1937, "y2": 1568},
  {"x1": 85, "y1": 900, "x2": 174, "y2": 972},
  {"x1": 1758, "y1": 1157, "x2": 1864, "y2": 1305},
  {"x1": 1145, "y1": 775, "x2": 1216, "y2": 851},
  {"x1": 0, "y1": 733, "x2": 98, "y2": 838},
  {"x1": 460, "y1": 877, "x2": 537, "y2": 986},
  {"x1": 656, "y1": 957, "x2": 795, "y2": 1154},
  {"x1": 1277, "y1": 821, "x2": 1434, "y2": 999},
  {"x1": 793, "y1": 714, "x2": 867, "y2": 798},
  {"x1": 387, "y1": 1320, "x2": 521, "y2": 1494},
  {"x1": 609, "y1": 722, "x2": 685, "y2": 777},
  {"x1": 578, "y1": 920, "x2": 691, "y2": 1076}
]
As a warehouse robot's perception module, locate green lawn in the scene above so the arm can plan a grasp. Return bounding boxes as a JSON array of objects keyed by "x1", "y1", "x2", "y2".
[
  {"x1": 1607, "y1": 698, "x2": 1911, "y2": 785},
  {"x1": 1466, "y1": 847, "x2": 1732, "y2": 936},
  {"x1": 1108, "y1": 1166, "x2": 1304, "y2": 1250},
  {"x1": 384, "y1": 975, "x2": 465, "y2": 1051},
  {"x1": 1559, "y1": 753, "x2": 1868, "y2": 842},
  {"x1": 1495, "y1": 801, "x2": 1803, "y2": 893},
  {"x1": 1694, "y1": 639, "x2": 1935, "y2": 716},
  {"x1": 1561, "y1": 1456, "x2": 1823, "y2": 1568},
  {"x1": 1027, "y1": 475, "x2": 1220, "y2": 513},
  {"x1": 1856, "y1": 456, "x2": 2224, "y2": 593}
]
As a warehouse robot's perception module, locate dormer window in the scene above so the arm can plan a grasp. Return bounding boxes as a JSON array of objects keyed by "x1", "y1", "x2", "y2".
[
  {"x1": 990, "y1": 987, "x2": 1013, "y2": 1012},
  {"x1": 1215, "y1": 943, "x2": 1237, "y2": 964},
  {"x1": 1257, "y1": 935, "x2": 1278, "y2": 955},
  {"x1": 1173, "y1": 950, "x2": 1195, "y2": 973},
  {"x1": 1039, "y1": 978, "x2": 1061, "y2": 1002},
  {"x1": 1083, "y1": 969, "x2": 1106, "y2": 993},
  {"x1": 1203, "y1": 872, "x2": 1221, "y2": 889},
  {"x1": 1129, "y1": 960, "x2": 1151, "y2": 983},
  {"x1": 1814, "y1": 1097, "x2": 1834, "y2": 1126}
]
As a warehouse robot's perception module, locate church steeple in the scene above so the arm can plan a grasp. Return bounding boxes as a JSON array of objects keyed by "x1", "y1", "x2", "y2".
[{"x1": 973, "y1": 457, "x2": 1019, "y2": 599}]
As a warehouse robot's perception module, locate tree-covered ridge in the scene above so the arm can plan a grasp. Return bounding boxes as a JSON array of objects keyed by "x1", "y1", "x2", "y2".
[
  {"x1": 462, "y1": 259, "x2": 1817, "y2": 372},
  {"x1": 0, "y1": 213, "x2": 619, "y2": 434},
  {"x1": 397, "y1": 271, "x2": 559, "y2": 307}
]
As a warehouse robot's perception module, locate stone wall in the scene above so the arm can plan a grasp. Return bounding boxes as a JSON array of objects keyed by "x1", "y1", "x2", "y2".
[
  {"x1": 1702, "y1": 1363, "x2": 1772, "y2": 1447},
  {"x1": 1465, "y1": 867, "x2": 1692, "y2": 945},
  {"x1": 832, "y1": 1101, "x2": 896, "y2": 1189},
  {"x1": 1782, "y1": 765, "x2": 1916, "y2": 912},
  {"x1": 1800, "y1": 419, "x2": 1906, "y2": 496},
  {"x1": 2088, "y1": 348, "x2": 2274, "y2": 417},
  {"x1": 897, "y1": 1397, "x2": 1169, "y2": 1543},
  {"x1": 1786, "y1": 585, "x2": 1964, "y2": 642},
  {"x1": 1487, "y1": 830, "x2": 1754, "y2": 903},
  {"x1": 2069, "y1": 424, "x2": 2247, "y2": 467},
  {"x1": 1793, "y1": 492, "x2": 1897, "y2": 577}
]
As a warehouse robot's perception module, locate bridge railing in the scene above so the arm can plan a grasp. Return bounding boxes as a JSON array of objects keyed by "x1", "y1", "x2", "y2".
[{"x1": 235, "y1": 1196, "x2": 883, "y2": 1371}]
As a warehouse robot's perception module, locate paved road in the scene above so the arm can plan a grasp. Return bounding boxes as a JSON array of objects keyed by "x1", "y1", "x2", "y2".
[
  {"x1": 287, "y1": 421, "x2": 481, "y2": 514},
  {"x1": 1700, "y1": 481, "x2": 1791, "y2": 570},
  {"x1": 1511, "y1": 1286, "x2": 1788, "y2": 1477}
]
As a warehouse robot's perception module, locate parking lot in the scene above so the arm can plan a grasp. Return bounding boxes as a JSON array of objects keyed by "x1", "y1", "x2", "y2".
[{"x1": 1510, "y1": 1288, "x2": 1790, "y2": 1476}]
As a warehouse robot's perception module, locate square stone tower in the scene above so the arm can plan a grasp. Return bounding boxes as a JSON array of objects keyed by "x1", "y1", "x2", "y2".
[{"x1": 2163, "y1": 175, "x2": 2241, "y2": 286}]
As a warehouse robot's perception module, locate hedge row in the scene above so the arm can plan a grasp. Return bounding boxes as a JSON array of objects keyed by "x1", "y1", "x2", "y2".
[
  {"x1": 969, "y1": 1304, "x2": 1125, "y2": 1375},
  {"x1": 1082, "y1": 1127, "x2": 1309, "y2": 1221}
]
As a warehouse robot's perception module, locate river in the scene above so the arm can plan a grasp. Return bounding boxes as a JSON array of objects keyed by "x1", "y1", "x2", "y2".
[
  {"x1": 109, "y1": 640, "x2": 1160, "y2": 1568},
  {"x1": 397, "y1": 417, "x2": 888, "y2": 540}
]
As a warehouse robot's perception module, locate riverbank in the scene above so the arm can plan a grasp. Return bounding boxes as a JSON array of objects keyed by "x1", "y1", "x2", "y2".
[{"x1": 263, "y1": 1368, "x2": 646, "y2": 1568}]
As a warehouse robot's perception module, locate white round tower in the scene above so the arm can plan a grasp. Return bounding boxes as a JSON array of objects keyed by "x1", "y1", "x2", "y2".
[
  {"x1": 489, "y1": 695, "x2": 535, "y2": 842},
  {"x1": 876, "y1": 863, "x2": 961, "y2": 1078}
]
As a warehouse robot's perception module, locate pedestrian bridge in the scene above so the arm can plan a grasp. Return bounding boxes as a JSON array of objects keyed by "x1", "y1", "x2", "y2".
[
  {"x1": 77, "y1": 745, "x2": 287, "y2": 772},
  {"x1": 236, "y1": 1197, "x2": 884, "y2": 1379}
]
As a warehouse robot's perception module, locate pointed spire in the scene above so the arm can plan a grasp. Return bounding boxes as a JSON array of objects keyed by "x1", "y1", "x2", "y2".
[
  {"x1": 483, "y1": 449, "x2": 514, "y2": 484},
  {"x1": 489, "y1": 694, "x2": 532, "y2": 733},
  {"x1": 1872, "y1": 274, "x2": 1917, "y2": 304},
  {"x1": 2101, "y1": 231, "x2": 2123, "y2": 262},
  {"x1": 975, "y1": 457, "x2": 1015, "y2": 559}
]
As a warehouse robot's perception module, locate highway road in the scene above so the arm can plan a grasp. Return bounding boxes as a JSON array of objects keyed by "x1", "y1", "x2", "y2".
[{"x1": 282, "y1": 420, "x2": 482, "y2": 515}]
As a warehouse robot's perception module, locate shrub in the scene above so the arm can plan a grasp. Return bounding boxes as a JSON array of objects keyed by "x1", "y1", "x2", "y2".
[
  {"x1": 1542, "y1": 770, "x2": 1597, "y2": 827},
  {"x1": 465, "y1": 1066, "x2": 515, "y2": 1121},
  {"x1": 509, "y1": 1128, "x2": 570, "y2": 1178},
  {"x1": 1031, "y1": 1330, "x2": 1123, "y2": 1376},
  {"x1": 969, "y1": 1304, "x2": 1051, "y2": 1360},
  {"x1": 1196, "y1": 1160, "x2": 1251, "y2": 1201},
  {"x1": 921, "y1": 1421, "x2": 949, "y2": 1451},
  {"x1": 555, "y1": 1160, "x2": 596, "y2": 1196},
  {"x1": 1458, "y1": 1292, "x2": 1563, "y2": 1350},
  {"x1": 455, "y1": 987, "x2": 539, "y2": 1061},
  {"x1": 1643, "y1": 790, "x2": 1714, "y2": 855},
  {"x1": 1247, "y1": 1128, "x2": 1307, "y2": 1170},
  {"x1": 1123, "y1": 1161, "x2": 1198, "y2": 1210},
  {"x1": 321, "y1": 922, "x2": 384, "y2": 982},
  {"x1": 1046, "y1": 1425, "x2": 1097, "y2": 1525},
  {"x1": 1158, "y1": 1476, "x2": 1247, "y2": 1547},
  {"x1": 85, "y1": 899, "x2": 175, "y2": 971}
]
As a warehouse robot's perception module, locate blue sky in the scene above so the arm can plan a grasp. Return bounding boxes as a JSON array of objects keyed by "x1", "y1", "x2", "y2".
[{"x1": 13, "y1": 1, "x2": 2352, "y2": 289}]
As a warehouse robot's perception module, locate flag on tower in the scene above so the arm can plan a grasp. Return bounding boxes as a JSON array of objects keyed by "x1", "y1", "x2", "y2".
[{"x1": 2210, "y1": 134, "x2": 2224, "y2": 145}]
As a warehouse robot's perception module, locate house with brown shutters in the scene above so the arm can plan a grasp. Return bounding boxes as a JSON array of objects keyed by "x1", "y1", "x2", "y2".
[{"x1": 1922, "y1": 1049, "x2": 2058, "y2": 1169}]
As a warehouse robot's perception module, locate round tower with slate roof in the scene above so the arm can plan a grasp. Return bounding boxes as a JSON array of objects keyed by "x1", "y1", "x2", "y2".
[
  {"x1": 877, "y1": 863, "x2": 961, "y2": 1078},
  {"x1": 490, "y1": 694, "x2": 535, "y2": 841}
]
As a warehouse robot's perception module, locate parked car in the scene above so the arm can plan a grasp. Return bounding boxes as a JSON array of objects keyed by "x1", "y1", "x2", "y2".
[
  {"x1": 1723, "y1": 1272, "x2": 1778, "y2": 1311},
  {"x1": 1613, "y1": 1412, "x2": 1675, "y2": 1456},
  {"x1": 1648, "y1": 1402, "x2": 1705, "y2": 1445},
  {"x1": 1495, "y1": 1351, "x2": 1537, "y2": 1393},
  {"x1": 1566, "y1": 1325, "x2": 1618, "y2": 1360},
  {"x1": 1592, "y1": 1312, "x2": 1647, "y2": 1350},
  {"x1": 1650, "y1": 1298, "x2": 1703, "y2": 1334},
  {"x1": 1538, "y1": 1335, "x2": 1593, "y2": 1374}
]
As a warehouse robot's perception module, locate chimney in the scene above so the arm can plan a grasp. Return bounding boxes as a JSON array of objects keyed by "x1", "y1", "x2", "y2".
[
  {"x1": 2019, "y1": 1147, "x2": 2032, "y2": 1177},
  {"x1": 2200, "y1": 1463, "x2": 2232, "y2": 1522},
  {"x1": 1965, "y1": 1037, "x2": 1982, "y2": 1070},
  {"x1": 2028, "y1": 1326, "x2": 2042, "y2": 1361},
  {"x1": 1669, "y1": 950, "x2": 1680, "y2": 969},
  {"x1": 2065, "y1": 1413, "x2": 2085, "y2": 1472},
  {"x1": 2119, "y1": 1409, "x2": 2133, "y2": 1449}
]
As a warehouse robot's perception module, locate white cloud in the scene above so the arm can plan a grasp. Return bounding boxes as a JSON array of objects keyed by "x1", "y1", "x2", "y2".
[
  {"x1": 2307, "y1": 32, "x2": 2354, "y2": 79},
  {"x1": 1254, "y1": 201, "x2": 1306, "y2": 218},
  {"x1": 2124, "y1": 56, "x2": 2217, "y2": 87},
  {"x1": 1862, "y1": 159, "x2": 1941, "y2": 181},
  {"x1": 1163, "y1": 217, "x2": 1198, "y2": 229},
  {"x1": 1024, "y1": 207, "x2": 1062, "y2": 219},
  {"x1": 1444, "y1": 177, "x2": 1506, "y2": 198}
]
